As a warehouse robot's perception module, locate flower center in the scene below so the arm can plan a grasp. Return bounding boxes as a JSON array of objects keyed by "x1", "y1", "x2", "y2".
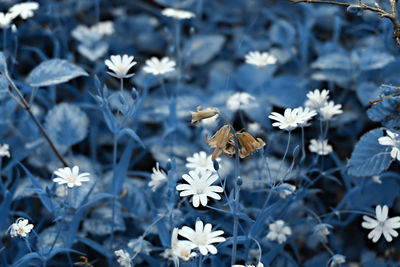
[
  {"x1": 67, "y1": 174, "x2": 78, "y2": 183},
  {"x1": 193, "y1": 233, "x2": 208, "y2": 245},
  {"x1": 18, "y1": 227, "x2": 25, "y2": 234}
]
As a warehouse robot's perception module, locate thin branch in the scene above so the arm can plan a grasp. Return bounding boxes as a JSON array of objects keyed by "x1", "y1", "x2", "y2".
[
  {"x1": 6, "y1": 76, "x2": 69, "y2": 167},
  {"x1": 288, "y1": 0, "x2": 400, "y2": 45}
]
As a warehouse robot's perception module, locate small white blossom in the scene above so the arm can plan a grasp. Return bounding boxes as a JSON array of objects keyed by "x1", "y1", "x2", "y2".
[
  {"x1": 114, "y1": 249, "x2": 131, "y2": 267},
  {"x1": 294, "y1": 107, "x2": 317, "y2": 127},
  {"x1": 9, "y1": 2, "x2": 39, "y2": 20},
  {"x1": 143, "y1": 57, "x2": 176, "y2": 76},
  {"x1": 185, "y1": 151, "x2": 219, "y2": 172},
  {"x1": 278, "y1": 183, "x2": 296, "y2": 199},
  {"x1": 378, "y1": 130, "x2": 400, "y2": 161},
  {"x1": 105, "y1": 54, "x2": 137, "y2": 79},
  {"x1": 167, "y1": 228, "x2": 197, "y2": 264},
  {"x1": 55, "y1": 185, "x2": 67, "y2": 198},
  {"x1": 309, "y1": 139, "x2": 333, "y2": 155},
  {"x1": 245, "y1": 51, "x2": 277, "y2": 68},
  {"x1": 94, "y1": 21, "x2": 114, "y2": 36},
  {"x1": 0, "y1": 12, "x2": 15, "y2": 28},
  {"x1": 9, "y1": 218, "x2": 34, "y2": 238},
  {"x1": 227, "y1": 92, "x2": 255, "y2": 110},
  {"x1": 178, "y1": 220, "x2": 226, "y2": 256},
  {"x1": 328, "y1": 254, "x2": 346, "y2": 267},
  {"x1": 372, "y1": 175, "x2": 382, "y2": 184},
  {"x1": 248, "y1": 122, "x2": 262, "y2": 135},
  {"x1": 176, "y1": 170, "x2": 223, "y2": 207},
  {"x1": 320, "y1": 101, "x2": 343, "y2": 120},
  {"x1": 149, "y1": 162, "x2": 167, "y2": 192},
  {"x1": 361, "y1": 205, "x2": 400, "y2": 242},
  {"x1": 305, "y1": 89, "x2": 330, "y2": 110},
  {"x1": 162, "y1": 8, "x2": 195, "y2": 20},
  {"x1": 312, "y1": 223, "x2": 332, "y2": 243},
  {"x1": 269, "y1": 108, "x2": 302, "y2": 131},
  {"x1": 0, "y1": 144, "x2": 10, "y2": 158},
  {"x1": 53, "y1": 166, "x2": 90, "y2": 188},
  {"x1": 266, "y1": 220, "x2": 291, "y2": 244}
]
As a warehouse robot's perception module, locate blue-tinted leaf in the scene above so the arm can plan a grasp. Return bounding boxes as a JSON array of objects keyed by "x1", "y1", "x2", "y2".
[
  {"x1": 347, "y1": 128, "x2": 392, "y2": 177},
  {"x1": 11, "y1": 252, "x2": 41, "y2": 267},
  {"x1": 183, "y1": 34, "x2": 225, "y2": 65},
  {"x1": 359, "y1": 49, "x2": 395, "y2": 71},
  {"x1": 367, "y1": 95, "x2": 400, "y2": 129},
  {"x1": 265, "y1": 76, "x2": 307, "y2": 108},
  {"x1": 27, "y1": 59, "x2": 88, "y2": 87},
  {"x1": 356, "y1": 82, "x2": 379, "y2": 106},
  {"x1": 311, "y1": 52, "x2": 352, "y2": 70}
]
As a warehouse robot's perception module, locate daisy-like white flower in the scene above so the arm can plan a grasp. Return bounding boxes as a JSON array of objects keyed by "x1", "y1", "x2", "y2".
[
  {"x1": 143, "y1": 57, "x2": 176, "y2": 76},
  {"x1": 309, "y1": 139, "x2": 333, "y2": 155},
  {"x1": 9, "y1": 218, "x2": 34, "y2": 238},
  {"x1": 227, "y1": 92, "x2": 255, "y2": 110},
  {"x1": 105, "y1": 54, "x2": 137, "y2": 79},
  {"x1": 167, "y1": 228, "x2": 197, "y2": 264},
  {"x1": 268, "y1": 108, "x2": 302, "y2": 131},
  {"x1": 176, "y1": 170, "x2": 223, "y2": 207},
  {"x1": 361, "y1": 205, "x2": 400, "y2": 242},
  {"x1": 114, "y1": 249, "x2": 131, "y2": 267},
  {"x1": 0, "y1": 12, "x2": 15, "y2": 28},
  {"x1": 232, "y1": 263, "x2": 264, "y2": 267},
  {"x1": 149, "y1": 162, "x2": 167, "y2": 192},
  {"x1": 9, "y1": 2, "x2": 39, "y2": 20},
  {"x1": 178, "y1": 220, "x2": 226, "y2": 255},
  {"x1": 266, "y1": 220, "x2": 292, "y2": 244},
  {"x1": 320, "y1": 101, "x2": 343, "y2": 120},
  {"x1": 94, "y1": 20, "x2": 114, "y2": 36},
  {"x1": 162, "y1": 8, "x2": 195, "y2": 20},
  {"x1": 378, "y1": 130, "x2": 400, "y2": 161},
  {"x1": 0, "y1": 144, "x2": 10, "y2": 157},
  {"x1": 305, "y1": 89, "x2": 329, "y2": 110},
  {"x1": 328, "y1": 254, "x2": 346, "y2": 267},
  {"x1": 245, "y1": 51, "x2": 277, "y2": 68},
  {"x1": 53, "y1": 166, "x2": 90, "y2": 188},
  {"x1": 312, "y1": 223, "x2": 333, "y2": 243},
  {"x1": 185, "y1": 151, "x2": 220, "y2": 172},
  {"x1": 294, "y1": 107, "x2": 317, "y2": 127}
]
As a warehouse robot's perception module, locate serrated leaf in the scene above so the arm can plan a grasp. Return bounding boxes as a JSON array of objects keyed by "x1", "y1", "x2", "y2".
[
  {"x1": 27, "y1": 59, "x2": 88, "y2": 87},
  {"x1": 347, "y1": 128, "x2": 392, "y2": 177}
]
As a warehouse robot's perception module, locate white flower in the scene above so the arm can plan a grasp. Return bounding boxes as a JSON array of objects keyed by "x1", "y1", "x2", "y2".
[
  {"x1": 312, "y1": 223, "x2": 332, "y2": 243},
  {"x1": 162, "y1": 8, "x2": 195, "y2": 19},
  {"x1": 55, "y1": 185, "x2": 67, "y2": 198},
  {"x1": 114, "y1": 249, "x2": 131, "y2": 267},
  {"x1": 309, "y1": 139, "x2": 333, "y2": 155},
  {"x1": 294, "y1": 107, "x2": 317, "y2": 127},
  {"x1": 185, "y1": 151, "x2": 219, "y2": 172},
  {"x1": 278, "y1": 183, "x2": 296, "y2": 198},
  {"x1": 201, "y1": 112, "x2": 219, "y2": 127},
  {"x1": 372, "y1": 175, "x2": 382, "y2": 184},
  {"x1": 248, "y1": 122, "x2": 262, "y2": 135},
  {"x1": 9, "y1": 218, "x2": 34, "y2": 238},
  {"x1": 94, "y1": 21, "x2": 114, "y2": 36},
  {"x1": 149, "y1": 162, "x2": 167, "y2": 192},
  {"x1": 361, "y1": 205, "x2": 400, "y2": 242},
  {"x1": 378, "y1": 130, "x2": 400, "y2": 161},
  {"x1": 245, "y1": 51, "x2": 277, "y2": 68},
  {"x1": 227, "y1": 92, "x2": 255, "y2": 110},
  {"x1": 320, "y1": 101, "x2": 343, "y2": 120},
  {"x1": 9, "y1": 2, "x2": 39, "y2": 20},
  {"x1": 328, "y1": 254, "x2": 346, "y2": 267},
  {"x1": 176, "y1": 170, "x2": 223, "y2": 207},
  {"x1": 168, "y1": 228, "x2": 197, "y2": 263},
  {"x1": 0, "y1": 144, "x2": 10, "y2": 157},
  {"x1": 105, "y1": 54, "x2": 137, "y2": 79},
  {"x1": 0, "y1": 12, "x2": 15, "y2": 28},
  {"x1": 178, "y1": 220, "x2": 226, "y2": 255},
  {"x1": 266, "y1": 220, "x2": 291, "y2": 244},
  {"x1": 268, "y1": 108, "x2": 302, "y2": 131},
  {"x1": 143, "y1": 57, "x2": 176, "y2": 75},
  {"x1": 53, "y1": 166, "x2": 90, "y2": 188},
  {"x1": 305, "y1": 89, "x2": 329, "y2": 110}
]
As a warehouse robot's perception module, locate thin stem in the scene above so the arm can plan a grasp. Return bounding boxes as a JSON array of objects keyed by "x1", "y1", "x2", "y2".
[
  {"x1": 111, "y1": 135, "x2": 118, "y2": 250},
  {"x1": 3, "y1": 29, "x2": 7, "y2": 55},
  {"x1": 5, "y1": 75, "x2": 68, "y2": 167},
  {"x1": 277, "y1": 131, "x2": 291, "y2": 181},
  {"x1": 120, "y1": 78, "x2": 124, "y2": 92},
  {"x1": 231, "y1": 129, "x2": 241, "y2": 266}
]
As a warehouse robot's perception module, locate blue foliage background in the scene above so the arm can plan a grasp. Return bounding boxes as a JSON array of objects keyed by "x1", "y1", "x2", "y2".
[{"x1": 1, "y1": 0, "x2": 400, "y2": 266}]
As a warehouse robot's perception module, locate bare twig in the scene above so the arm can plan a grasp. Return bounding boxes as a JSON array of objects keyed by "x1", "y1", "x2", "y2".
[
  {"x1": 289, "y1": 0, "x2": 400, "y2": 45},
  {"x1": 5, "y1": 76, "x2": 69, "y2": 167}
]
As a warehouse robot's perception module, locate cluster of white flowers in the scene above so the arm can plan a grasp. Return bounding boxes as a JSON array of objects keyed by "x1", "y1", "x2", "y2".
[
  {"x1": 0, "y1": 143, "x2": 10, "y2": 158},
  {"x1": 176, "y1": 170, "x2": 223, "y2": 208},
  {"x1": 361, "y1": 205, "x2": 400, "y2": 242},
  {"x1": 305, "y1": 89, "x2": 343, "y2": 120},
  {"x1": 378, "y1": 130, "x2": 400, "y2": 161},
  {"x1": 0, "y1": 2, "x2": 39, "y2": 29},
  {"x1": 9, "y1": 218, "x2": 34, "y2": 238},
  {"x1": 268, "y1": 107, "x2": 316, "y2": 131},
  {"x1": 266, "y1": 220, "x2": 292, "y2": 244},
  {"x1": 245, "y1": 51, "x2": 277, "y2": 68}
]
